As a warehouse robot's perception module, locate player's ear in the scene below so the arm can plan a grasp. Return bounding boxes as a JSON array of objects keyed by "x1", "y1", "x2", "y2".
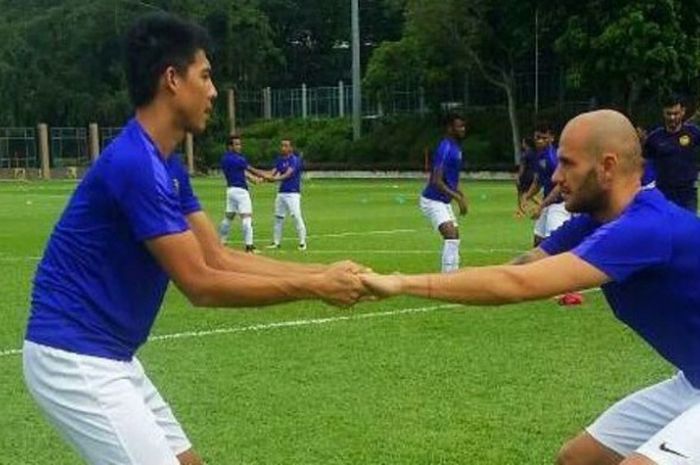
[
  {"x1": 162, "y1": 66, "x2": 180, "y2": 95},
  {"x1": 599, "y1": 152, "x2": 617, "y2": 185}
]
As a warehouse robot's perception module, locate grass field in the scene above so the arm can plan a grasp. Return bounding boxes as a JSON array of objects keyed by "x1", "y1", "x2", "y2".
[{"x1": 0, "y1": 178, "x2": 672, "y2": 465}]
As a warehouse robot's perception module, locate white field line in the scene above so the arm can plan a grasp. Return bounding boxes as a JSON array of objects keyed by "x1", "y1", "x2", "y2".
[{"x1": 0, "y1": 304, "x2": 460, "y2": 359}]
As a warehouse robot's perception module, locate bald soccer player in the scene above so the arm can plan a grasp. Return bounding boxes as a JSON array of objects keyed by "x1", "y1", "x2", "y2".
[{"x1": 362, "y1": 110, "x2": 700, "y2": 465}]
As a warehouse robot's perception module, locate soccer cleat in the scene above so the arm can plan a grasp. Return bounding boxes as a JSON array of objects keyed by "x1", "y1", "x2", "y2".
[
  {"x1": 265, "y1": 243, "x2": 280, "y2": 249},
  {"x1": 245, "y1": 245, "x2": 259, "y2": 254},
  {"x1": 297, "y1": 243, "x2": 307, "y2": 251}
]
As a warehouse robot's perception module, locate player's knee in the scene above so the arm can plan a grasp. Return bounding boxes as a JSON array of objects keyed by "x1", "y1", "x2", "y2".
[
  {"x1": 177, "y1": 448, "x2": 204, "y2": 465},
  {"x1": 556, "y1": 440, "x2": 579, "y2": 465},
  {"x1": 555, "y1": 438, "x2": 595, "y2": 465}
]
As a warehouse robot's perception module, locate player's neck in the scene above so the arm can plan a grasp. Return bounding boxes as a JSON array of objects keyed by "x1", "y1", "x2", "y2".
[
  {"x1": 593, "y1": 180, "x2": 641, "y2": 223},
  {"x1": 135, "y1": 102, "x2": 185, "y2": 158}
]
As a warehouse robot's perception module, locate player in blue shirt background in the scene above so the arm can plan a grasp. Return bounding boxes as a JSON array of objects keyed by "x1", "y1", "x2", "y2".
[
  {"x1": 263, "y1": 138, "x2": 308, "y2": 251},
  {"x1": 524, "y1": 123, "x2": 572, "y2": 246},
  {"x1": 642, "y1": 94, "x2": 700, "y2": 213},
  {"x1": 363, "y1": 110, "x2": 700, "y2": 465},
  {"x1": 218, "y1": 134, "x2": 269, "y2": 252},
  {"x1": 419, "y1": 113, "x2": 468, "y2": 272},
  {"x1": 22, "y1": 13, "x2": 367, "y2": 465}
]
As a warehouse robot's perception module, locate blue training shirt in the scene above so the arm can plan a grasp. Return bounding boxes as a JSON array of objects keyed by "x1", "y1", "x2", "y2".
[
  {"x1": 540, "y1": 188, "x2": 700, "y2": 387},
  {"x1": 275, "y1": 153, "x2": 302, "y2": 193},
  {"x1": 422, "y1": 138, "x2": 463, "y2": 204},
  {"x1": 534, "y1": 144, "x2": 560, "y2": 199},
  {"x1": 26, "y1": 118, "x2": 201, "y2": 361},
  {"x1": 644, "y1": 123, "x2": 700, "y2": 189},
  {"x1": 221, "y1": 151, "x2": 249, "y2": 190}
]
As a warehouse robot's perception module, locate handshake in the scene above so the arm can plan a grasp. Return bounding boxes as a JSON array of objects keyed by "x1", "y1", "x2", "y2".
[{"x1": 314, "y1": 260, "x2": 402, "y2": 308}]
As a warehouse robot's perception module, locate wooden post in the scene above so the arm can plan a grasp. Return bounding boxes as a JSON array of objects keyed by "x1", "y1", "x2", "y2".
[
  {"x1": 89, "y1": 123, "x2": 100, "y2": 162},
  {"x1": 38, "y1": 123, "x2": 50, "y2": 179},
  {"x1": 227, "y1": 88, "x2": 236, "y2": 135},
  {"x1": 338, "y1": 80, "x2": 345, "y2": 117},
  {"x1": 301, "y1": 83, "x2": 308, "y2": 119},
  {"x1": 185, "y1": 132, "x2": 194, "y2": 174}
]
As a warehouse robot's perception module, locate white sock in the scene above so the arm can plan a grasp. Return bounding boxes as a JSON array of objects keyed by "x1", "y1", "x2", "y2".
[
  {"x1": 293, "y1": 214, "x2": 307, "y2": 245},
  {"x1": 241, "y1": 217, "x2": 253, "y2": 246},
  {"x1": 273, "y1": 216, "x2": 284, "y2": 245},
  {"x1": 441, "y1": 239, "x2": 460, "y2": 272},
  {"x1": 219, "y1": 217, "x2": 232, "y2": 243}
]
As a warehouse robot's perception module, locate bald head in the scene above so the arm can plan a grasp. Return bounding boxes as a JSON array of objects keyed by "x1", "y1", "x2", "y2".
[{"x1": 561, "y1": 109, "x2": 643, "y2": 175}]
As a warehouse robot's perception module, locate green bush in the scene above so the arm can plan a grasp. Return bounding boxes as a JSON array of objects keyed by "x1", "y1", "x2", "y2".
[{"x1": 199, "y1": 108, "x2": 538, "y2": 170}]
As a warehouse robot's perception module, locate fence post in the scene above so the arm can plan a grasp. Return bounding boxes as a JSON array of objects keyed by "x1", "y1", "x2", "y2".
[
  {"x1": 38, "y1": 123, "x2": 50, "y2": 179},
  {"x1": 264, "y1": 87, "x2": 272, "y2": 119},
  {"x1": 338, "y1": 80, "x2": 345, "y2": 117},
  {"x1": 89, "y1": 123, "x2": 100, "y2": 162},
  {"x1": 185, "y1": 132, "x2": 194, "y2": 174},
  {"x1": 301, "y1": 83, "x2": 308, "y2": 119},
  {"x1": 227, "y1": 88, "x2": 236, "y2": 135}
]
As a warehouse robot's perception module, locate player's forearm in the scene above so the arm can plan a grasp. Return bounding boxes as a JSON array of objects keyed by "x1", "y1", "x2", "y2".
[
  {"x1": 397, "y1": 266, "x2": 548, "y2": 305},
  {"x1": 434, "y1": 179, "x2": 462, "y2": 201},
  {"x1": 215, "y1": 248, "x2": 328, "y2": 276},
  {"x1": 541, "y1": 185, "x2": 562, "y2": 207},
  {"x1": 183, "y1": 269, "x2": 322, "y2": 308}
]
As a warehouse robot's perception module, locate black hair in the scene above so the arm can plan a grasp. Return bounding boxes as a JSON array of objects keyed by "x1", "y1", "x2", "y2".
[
  {"x1": 661, "y1": 93, "x2": 685, "y2": 109},
  {"x1": 125, "y1": 12, "x2": 212, "y2": 107},
  {"x1": 534, "y1": 121, "x2": 554, "y2": 134},
  {"x1": 443, "y1": 112, "x2": 465, "y2": 127},
  {"x1": 227, "y1": 134, "x2": 241, "y2": 145}
]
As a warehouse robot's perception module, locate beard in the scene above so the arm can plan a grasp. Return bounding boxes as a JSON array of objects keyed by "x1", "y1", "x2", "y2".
[{"x1": 564, "y1": 169, "x2": 608, "y2": 215}]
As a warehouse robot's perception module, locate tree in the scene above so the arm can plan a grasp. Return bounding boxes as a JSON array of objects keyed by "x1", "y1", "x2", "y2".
[
  {"x1": 365, "y1": 0, "x2": 538, "y2": 163},
  {"x1": 553, "y1": 0, "x2": 700, "y2": 115}
]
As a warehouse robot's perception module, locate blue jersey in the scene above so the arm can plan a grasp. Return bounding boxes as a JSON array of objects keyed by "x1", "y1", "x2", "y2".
[
  {"x1": 221, "y1": 151, "x2": 249, "y2": 189},
  {"x1": 422, "y1": 138, "x2": 463, "y2": 203},
  {"x1": 518, "y1": 148, "x2": 537, "y2": 190},
  {"x1": 534, "y1": 144, "x2": 560, "y2": 199},
  {"x1": 26, "y1": 119, "x2": 201, "y2": 361},
  {"x1": 541, "y1": 188, "x2": 700, "y2": 387},
  {"x1": 644, "y1": 123, "x2": 700, "y2": 189},
  {"x1": 275, "y1": 153, "x2": 302, "y2": 193}
]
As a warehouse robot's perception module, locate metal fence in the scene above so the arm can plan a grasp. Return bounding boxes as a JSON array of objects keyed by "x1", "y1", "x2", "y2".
[
  {"x1": 234, "y1": 70, "x2": 565, "y2": 123},
  {"x1": 0, "y1": 127, "x2": 38, "y2": 168},
  {"x1": 50, "y1": 127, "x2": 89, "y2": 167}
]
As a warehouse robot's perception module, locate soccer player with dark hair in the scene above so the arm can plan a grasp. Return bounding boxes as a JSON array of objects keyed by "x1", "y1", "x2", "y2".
[
  {"x1": 525, "y1": 122, "x2": 572, "y2": 246},
  {"x1": 264, "y1": 138, "x2": 307, "y2": 251},
  {"x1": 643, "y1": 93, "x2": 700, "y2": 213},
  {"x1": 363, "y1": 109, "x2": 700, "y2": 465},
  {"x1": 218, "y1": 134, "x2": 268, "y2": 252},
  {"x1": 22, "y1": 13, "x2": 366, "y2": 465},
  {"x1": 419, "y1": 113, "x2": 468, "y2": 272}
]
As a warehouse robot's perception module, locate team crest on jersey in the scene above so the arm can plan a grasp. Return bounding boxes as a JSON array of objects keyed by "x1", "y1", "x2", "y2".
[
  {"x1": 679, "y1": 135, "x2": 691, "y2": 146},
  {"x1": 172, "y1": 178, "x2": 180, "y2": 194}
]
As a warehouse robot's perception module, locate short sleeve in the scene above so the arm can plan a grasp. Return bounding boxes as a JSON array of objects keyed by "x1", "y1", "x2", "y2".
[
  {"x1": 540, "y1": 215, "x2": 598, "y2": 256},
  {"x1": 432, "y1": 140, "x2": 450, "y2": 170},
  {"x1": 171, "y1": 157, "x2": 202, "y2": 215},
  {"x1": 111, "y1": 155, "x2": 189, "y2": 241},
  {"x1": 572, "y1": 211, "x2": 671, "y2": 282}
]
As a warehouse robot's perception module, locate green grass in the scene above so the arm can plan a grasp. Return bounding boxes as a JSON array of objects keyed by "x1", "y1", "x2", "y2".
[{"x1": 0, "y1": 178, "x2": 672, "y2": 465}]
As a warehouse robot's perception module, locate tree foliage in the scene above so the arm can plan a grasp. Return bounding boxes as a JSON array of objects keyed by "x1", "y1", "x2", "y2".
[{"x1": 553, "y1": 0, "x2": 700, "y2": 113}]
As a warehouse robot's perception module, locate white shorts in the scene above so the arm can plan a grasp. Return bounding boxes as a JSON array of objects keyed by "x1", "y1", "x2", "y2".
[
  {"x1": 225, "y1": 186, "x2": 252, "y2": 215},
  {"x1": 419, "y1": 196, "x2": 457, "y2": 231},
  {"x1": 22, "y1": 340, "x2": 191, "y2": 465},
  {"x1": 275, "y1": 193, "x2": 302, "y2": 218},
  {"x1": 533, "y1": 202, "x2": 571, "y2": 238},
  {"x1": 587, "y1": 371, "x2": 700, "y2": 464}
]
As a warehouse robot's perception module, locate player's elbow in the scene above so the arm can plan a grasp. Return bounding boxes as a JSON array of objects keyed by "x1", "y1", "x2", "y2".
[{"x1": 172, "y1": 270, "x2": 219, "y2": 308}]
